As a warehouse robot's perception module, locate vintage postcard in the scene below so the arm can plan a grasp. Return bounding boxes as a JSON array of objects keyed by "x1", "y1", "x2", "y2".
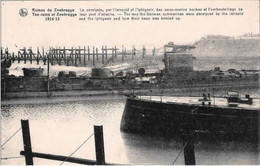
[{"x1": 1, "y1": 0, "x2": 259, "y2": 165}]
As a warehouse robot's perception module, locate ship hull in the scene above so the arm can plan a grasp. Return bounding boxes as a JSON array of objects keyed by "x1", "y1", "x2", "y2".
[{"x1": 120, "y1": 97, "x2": 259, "y2": 139}]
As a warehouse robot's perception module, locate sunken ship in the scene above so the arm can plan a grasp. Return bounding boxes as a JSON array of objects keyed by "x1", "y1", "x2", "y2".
[{"x1": 120, "y1": 92, "x2": 259, "y2": 139}]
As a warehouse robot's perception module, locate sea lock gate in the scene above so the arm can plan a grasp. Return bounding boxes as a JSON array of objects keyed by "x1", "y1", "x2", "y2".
[{"x1": 1, "y1": 119, "x2": 196, "y2": 165}]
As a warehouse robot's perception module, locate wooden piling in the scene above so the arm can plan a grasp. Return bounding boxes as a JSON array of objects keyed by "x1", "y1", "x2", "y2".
[
  {"x1": 23, "y1": 47, "x2": 27, "y2": 64},
  {"x1": 36, "y1": 48, "x2": 40, "y2": 65},
  {"x1": 114, "y1": 46, "x2": 117, "y2": 58},
  {"x1": 57, "y1": 47, "x2": 59, "y2": 64},
  {"x1": 105, "y1": 46, "x2": 107, "y2": 60},
  {"x1": 18, "y1": 51, "x2": 21, "y2": 63},
  {"x1": 93, "y1": 47, "x2": 95, "y2": 66},
  {"x1": 61, "y1": 47, "x2": 64, "y2": 59},
  {"x1": 63, "y1": 46, "x2": 66, "y2": 64},
  {"x1": 29, "y1": 48, "x2": 33, "y2": 64},
  {"x1": 51, "y1": 48, "x2": 54, "y2": 65},
  {"x1": 75, "y1": 47, "x2": 80, "y2": 66},
  {"x1": 12, "y1": 52, "x2": 15, "y2": 63},
  {"x1": 124, "y1": 48, "x2": 126, "y2": 60},
  {"x1": 96, "y1": 48, "x2": 99, "y2": 60},
  {"x1": 78, "y1": 46, "x2": 82, "y2": 64},
  {"x1": 1, "y1": 47, "x2": 3, "y2": 59},
  {"x1": 70, "y1": 47, "x2": 73, "y2": 64},
  {"x1": 74, "y1": 48, "x2": 77, "y2": 65},
  {"x1": 43, "y1": 53, "x2": 47, "y2": 65},
  {"x1": 58, "y1": 47, "x2": 61, "y2": 65},
  {"x1": 41, "y1": 47, "x2": 44, "y2": 59},
  {"x1": 122, "y1": 46, "x2": 124, "y2": 62},
  {"x1": 53, "y1": 48, "x2": 56, "y2": 61},
  {"x1": 21, "y1": 120, "x2": 34, "y2": 165},
  {"x1": 132, "y1": 46, "x2": 135, "y2": 60},
  {"x1": 75, "y1": 47, "x2": 77, "y2": 66},
  {"x1": 94, "y1": 126, "x2": 105, "y2": 165},
  {"x1": 66, "y1": 50, "x2": 70, "y2": 66},
  {"x1": 182, "y1": 128, "x2": 196, "y2": 165},
  {"x1": 47, "y1": 50, "x2": 50, "y2": 96},
  {"x1": 84, "y1": 46, "x2": 86, "y2": 66},
  {"x1": 142, "y1": 45, "x2": 145, "y2": 59},
  {"x1": 112, "y1": 48, "x2": 114, "y2": 63},
  {"x1": 88, "y1": 46, "x2": 90, "y2": 61},
  {"x1": 102, "y1": 46, "x2": 104, "y2": 64},
  {"x1": 3, "y1": 59, "x2": 7, "y2": 95}
]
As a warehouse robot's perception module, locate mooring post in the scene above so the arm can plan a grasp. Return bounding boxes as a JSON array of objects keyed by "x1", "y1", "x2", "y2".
[
  {"x1": 182, "y1": 127, "x2": 196, "y2": 165},
  {"x1": 21, "y1": 119, "x2": 34, "y2": 165},
  {"x1": 94, "y1": 125, "x2": 105, "y2": 165}
]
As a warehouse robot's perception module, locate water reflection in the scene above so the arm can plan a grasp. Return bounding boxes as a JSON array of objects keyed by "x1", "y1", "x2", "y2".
[
  {"x1": 121, "y1": 132, "x2": 259, "y2": 165},
  {"x1": 1, "y1": 95, "x2": 259, "y2": 165}
]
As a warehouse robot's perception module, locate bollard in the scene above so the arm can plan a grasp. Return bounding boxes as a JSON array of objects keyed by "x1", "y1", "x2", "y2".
[
  {"x1": 21, "y1": 119, "x2": 34, "y2": 165},
  {"x1": 94, "y1": 126, "x2": 105, "y2": 165}
]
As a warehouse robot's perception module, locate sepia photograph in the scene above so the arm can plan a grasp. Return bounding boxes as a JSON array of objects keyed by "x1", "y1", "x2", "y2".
[{"x1": 1, "y1": 0, "x2": 259, "y2": 165}]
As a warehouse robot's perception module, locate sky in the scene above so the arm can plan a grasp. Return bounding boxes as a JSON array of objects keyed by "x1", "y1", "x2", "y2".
[{"x1": 1, "y1": 1, "x2": 259, "y2": 52}]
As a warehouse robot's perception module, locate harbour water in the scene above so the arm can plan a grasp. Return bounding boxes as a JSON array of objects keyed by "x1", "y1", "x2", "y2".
[{"x1": 1, "y1": 95, "x2": 259, "y2": 165}]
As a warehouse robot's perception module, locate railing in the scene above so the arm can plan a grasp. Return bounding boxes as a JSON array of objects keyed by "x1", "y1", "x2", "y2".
[
  {"x1": 19, "y1": 119, "x2": 119, "y2": 165},
  {"x1": 2, "y1": 119, "x2": 196, "y2": 165}
]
